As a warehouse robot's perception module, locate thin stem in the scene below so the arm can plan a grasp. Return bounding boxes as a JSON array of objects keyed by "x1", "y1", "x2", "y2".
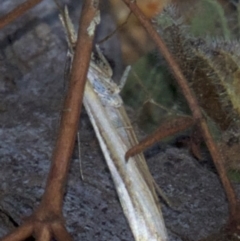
[
  {"x1": 125, "y1": 116, "x2": 194, "y2": 159},
  {"x1": 41, "y1": 0, "x2": 99, "y2": 213},
  {"x1": 1, "y1": 0, "x2": 99, "y2": 240},
  {"x1": 1, "y1": 223, "x2": 33, "y2": 241},
  {"x1": 121, "y1": 0, "x2": 238, "y2": 217},
  {"x1": 0, "y1": 0, "x2": 44, "y2": 30}
]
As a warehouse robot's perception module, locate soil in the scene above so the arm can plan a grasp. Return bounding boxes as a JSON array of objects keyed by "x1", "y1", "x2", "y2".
[{"x1": 0, "y1": 1, "x2": 238, "y2": 240}]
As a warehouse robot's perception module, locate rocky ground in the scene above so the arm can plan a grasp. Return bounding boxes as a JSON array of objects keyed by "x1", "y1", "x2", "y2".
[{"x1": 0, "y1": 1, "x2": 237, "y2": 240}]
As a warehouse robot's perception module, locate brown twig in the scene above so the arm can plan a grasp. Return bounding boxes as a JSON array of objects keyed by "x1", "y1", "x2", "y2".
[
  {"x1": 97, "y1": 11, "x2": 132, "y2": 44},
  {"x1": 0, "y1": 0, "x2": 99, "y2": 240},
  {"x1": 0, "y1": 0, "x2": 44, "y2": 30},
  {"x1": 125, "y1": 116, "x2": 194, "y2": 159},
  {"x1": 121, "y1": 0, "x2": 238, "y2": 218}
]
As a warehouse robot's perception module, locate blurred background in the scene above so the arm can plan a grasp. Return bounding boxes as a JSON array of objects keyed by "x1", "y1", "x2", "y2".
[{"x1": 99, "y1": 0, "x2": 240, "y2": 180}]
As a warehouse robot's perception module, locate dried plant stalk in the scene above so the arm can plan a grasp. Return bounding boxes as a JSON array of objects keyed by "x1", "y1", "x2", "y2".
[
  {"x1": 0, "y1": 0, "x2": 44, "y2": 29},
  {"x1": 83, "y1": 79, "x2": 168, "y2": 240},
  {"x1": 0, "y1": 0, "x2": 98, "y2": 240},
  {"x1": 60, "y1": 4, "x2": 169, "y2": 240}
]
